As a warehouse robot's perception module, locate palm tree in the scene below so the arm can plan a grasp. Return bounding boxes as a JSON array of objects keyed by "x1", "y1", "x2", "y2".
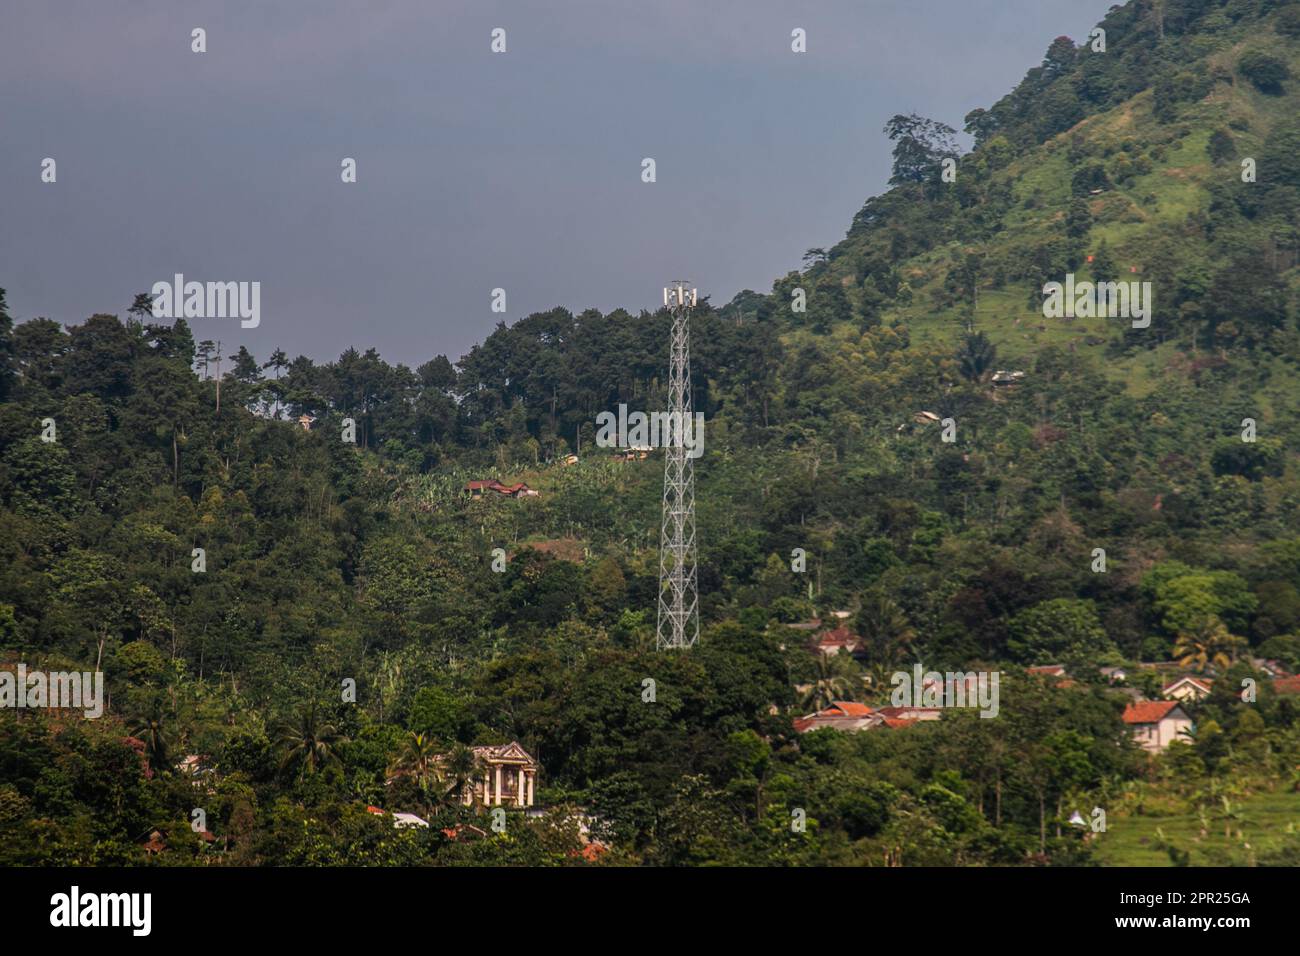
[
  {"x1": 957, "y1": 331, "x2": 996, "y2": 384},
  {"x1": 863, "y1": 660, "x2": 895, "y2": 698},
  {"x1": 856, "y1": 591, "x2": 917, "y2": 671},
  {"x1": 389, "y1": 731, "x2": 443, "y2": 811},
  {"x1": 439, "y1": 743, "x2": 482, "y2": 805},
  {"x1": 280, "y1": 705, "x2": 343, "y2": 781},
  {"x1": 1174, "y1": 618, "x2": 1245, "y2": 674},
  {"x1": 801, "y1": 652, "x2": 859, "y2": 711},
  {"x1": 131, "y1": 699, "x2": 169, "y2": 772}
]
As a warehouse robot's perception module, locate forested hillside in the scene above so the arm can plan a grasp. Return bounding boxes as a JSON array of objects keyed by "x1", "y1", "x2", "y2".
[{"x1": 2, "y1": 0, "x2": 1300, "y2": 866}]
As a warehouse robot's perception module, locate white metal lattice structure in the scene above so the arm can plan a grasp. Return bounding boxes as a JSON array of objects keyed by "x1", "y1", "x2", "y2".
[{"x1": 657, "y1": 281, "x2": 700, "y2": 650}]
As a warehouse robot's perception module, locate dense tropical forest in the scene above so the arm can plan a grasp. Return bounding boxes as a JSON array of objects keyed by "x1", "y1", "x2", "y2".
[{"x1": 3, "y1": 0, "x2": 1300, "y2": 866}]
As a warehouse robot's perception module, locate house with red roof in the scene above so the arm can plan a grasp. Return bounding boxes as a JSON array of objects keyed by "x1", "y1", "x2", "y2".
[
  {"x1": 134, "y1": 825, "x2": 220, "y2": 856},
  {"x1": 1122, "y1": 700, "x2": 1192, "y2": 753},
  {"x1": 793, "y1": 700, "x2": 880, "y2": 733},
  {"x1": 1026, "y1": 664, "x2": 1076, "y2": 689},
  {"x1": 1273, "y1": 675, "x2": 1300, "y2": 696},
  {"x1": 1027, "y1": 664, "x2": 1067, "y2": 677},
  {"x1": 811, "y1": 626, "x2": 859, "y2": 656},
  {"x1": 465, "y1": 479, "x2": 537, "y2": 499},
  {"x1": 879, "y1": 717, "x2": 924, "y2": 729}
]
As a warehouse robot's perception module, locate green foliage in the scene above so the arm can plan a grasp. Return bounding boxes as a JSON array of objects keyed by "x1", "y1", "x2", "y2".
[
  {"x1": 957, "y1": 331, "x2": 997, "y2": 383},
  {"x1": 883, "y1": 113, "x2": 960, "y2": 186},
  {"x1": 1007, "y1": 599, "x2": 1115, "y2": 665},
  {"x1": 1207, "y1": 128, "x2": 1235, "y2": 164},
  {"x1": 1279, "y1": 6, "x2": 1300, "y2": 38},
  {"x1": 4, "y1": 0, "x2": 1300, "y2": 867},
  {"x1": 1238, "y1": 50, "x2": 1290, "y2": 93}
]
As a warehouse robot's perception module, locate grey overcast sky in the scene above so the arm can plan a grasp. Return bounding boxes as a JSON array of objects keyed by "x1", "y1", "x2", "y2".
[{"x1": 1, "y1": 0, "x2": 1116, "y2": 366}]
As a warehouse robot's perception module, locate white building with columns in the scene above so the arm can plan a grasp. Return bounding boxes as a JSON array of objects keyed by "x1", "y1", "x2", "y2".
[{"x1": 462, "y1": 741, "x2": 539, "y2": 808}]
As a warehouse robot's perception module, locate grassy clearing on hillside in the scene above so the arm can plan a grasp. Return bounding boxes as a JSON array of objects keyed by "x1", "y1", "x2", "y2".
[
  {"x1": 889, "y1": 285, "x2": 1127, "y2": 376},
  {"x1": 1121, "y1": 339, "x2": 1181, "y2": 399},
  {"x1": 1094, "y1": 787, "x2": 1300, "y2": 866}
]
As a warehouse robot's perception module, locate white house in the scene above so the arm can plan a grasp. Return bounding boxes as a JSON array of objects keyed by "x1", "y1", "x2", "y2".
[
  {"x1": 1162, "y1": 675, "x2": 1212, "y2": 703},
  {"x1": 461, "y1": 741, "x2": 539, "y2": 807},
  {"x1": 1123, "y1": 700, "x2": 1192, "y2": 753}
]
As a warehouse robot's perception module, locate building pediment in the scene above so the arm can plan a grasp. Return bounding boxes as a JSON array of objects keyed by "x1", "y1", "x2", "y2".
[
  {"x1": 472, "y1": 740, "x2": 536, "y2": 765},
  {"x1": 494, "y1": 741, "x2": 533, "y2": 762}
]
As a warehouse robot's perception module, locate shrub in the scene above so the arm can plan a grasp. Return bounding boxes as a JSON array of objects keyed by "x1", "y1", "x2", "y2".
[
  {"x1": 1238, "y1": 51, "x2": 1289, "y2": 93},
  {"x1": 1208, "y1": 128, "x2": 1235, "y2": 163},
  {"x1": 1276, "y1": 6, "x2": 1300, "y2": 38}
]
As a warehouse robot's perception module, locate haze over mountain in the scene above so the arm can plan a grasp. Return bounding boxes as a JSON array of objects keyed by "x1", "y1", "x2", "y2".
[{"x1": 1, "y1": 0, "x2": 1114, "y2": 362}]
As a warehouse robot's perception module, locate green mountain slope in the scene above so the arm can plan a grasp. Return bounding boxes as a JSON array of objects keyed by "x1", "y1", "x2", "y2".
[
  {"x1": 1, "y1": 0, "x2": 1299, "y2": 867},
  {"x1": 773, "y1": 0, "x2": 1300, "y2": 371}
]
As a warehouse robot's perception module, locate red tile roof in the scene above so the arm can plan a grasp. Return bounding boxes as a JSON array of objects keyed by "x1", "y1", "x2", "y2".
[
  {"x1": 793, "y1": 701, "x2": 877, "y2": 732},
  {"x1": 1273, "y1": 675, "x2": 1300, "y2": 695},
  {"x1": 466, "y1": 479, "x2": 530, "y2": 494},
  {"x1": 826, "y1": 700, "x2": 872, "y2": 717},
  {"x1": 1123, "y1": 700, "x2": 1182, "y2": 724},
  {"x1": 440, "y1": 823, "x2": 488, "y2": 841},
  {"x1": 815, "y1": 626, "x2": 859, "y2": 645},
  {"x1": 874, "y1": 706, "x2": 943, "y2": 719}
]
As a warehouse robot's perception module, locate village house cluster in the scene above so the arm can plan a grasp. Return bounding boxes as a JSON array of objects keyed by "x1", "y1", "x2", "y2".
[
  {"x1": 459, "y1": 442, "x2": 659, "y2": 500},
  {"x1": 790, "y1": 619, "x2": 1297, "y2": 753}
]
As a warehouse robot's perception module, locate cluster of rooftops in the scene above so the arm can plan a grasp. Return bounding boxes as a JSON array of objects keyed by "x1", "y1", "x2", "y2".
[{"x1": 793, "y1": 618, "x2": 1297, "y2": 752}]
